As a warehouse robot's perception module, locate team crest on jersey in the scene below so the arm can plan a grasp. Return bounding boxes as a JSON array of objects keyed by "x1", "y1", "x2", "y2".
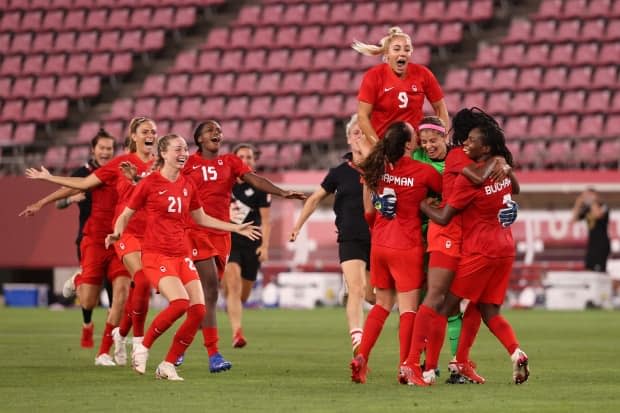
[
  {"x1": 119, "y1": 242, "x2": 126, "y2": 250},
  {"x1": 244, "y1": 188, "x2": 254, "y2": 197},
  {"x1": 183, "y1": 188, "x2": 188, "y2": 197},
  {"x1": 160, "y1": 266, "x2": 167, "y2": 272},
  {"x1": 217, "y1": 159, "x2": 223, "y2": 165},
  {"x1": 192, "y1": 248, "x2": 198, "y2": 257},
  {"x1": 411, "y1": 84, "x2": 418, "y2": 92},
  {"x1": 445, "y1": 240, "x2": 452, "y2": 249}
]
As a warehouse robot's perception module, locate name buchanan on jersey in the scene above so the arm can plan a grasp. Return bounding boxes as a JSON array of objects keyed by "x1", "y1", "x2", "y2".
[
  {"x1": 484, "y1": 177, "x2": 511, "y2": 195},
  {"x1": 381, "y1": 173, "x2": 415, "y2": 187}
]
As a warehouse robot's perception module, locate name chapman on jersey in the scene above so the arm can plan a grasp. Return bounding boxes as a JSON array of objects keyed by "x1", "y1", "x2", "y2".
[
  {"x1": 485, "y1": 177, "x2": 511, "y2": 195},
  {"x1": 382, "y1": 174, "x2": 415, "y2": 187}
]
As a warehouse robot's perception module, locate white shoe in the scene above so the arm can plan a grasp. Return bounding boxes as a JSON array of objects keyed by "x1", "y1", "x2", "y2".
[
  {"x1": 132, "y1": 342, "x2": 149, "y2": 375},
  {"x1": 62, "y1": 271, "x2": 80, "y2": 298},
  {"x1": 511, "y1": 348, "x2": 530, "y2": 384},
  {"x1": 155, "y1": 361, "x2": 184, "y2": 381},
  {"x1": 112, "y1": 327, "x2": 127, "y2": 366},
  {"x1": 94, "y1": 353, "x2": 117, "y2": 366},
  {"x1": 422, "y1": 369, "x2": 437, "y2": 385}
]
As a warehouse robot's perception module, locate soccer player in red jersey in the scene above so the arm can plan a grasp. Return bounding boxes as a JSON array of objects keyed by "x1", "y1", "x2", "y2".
[
  {"x1": 349, "y1": 121, "x2": 442, "y2": 385},
  {"x1": 353, "y1": 26, "x2": 449, "y2": 156},
  {"x1": 182, "y1": 120, "x2": 305, "y2": 372},
  {"x1": 105, "y1": 134, "x2": 260, "y2": 380},
  {"x1": 20, "y1": 130, "x2": 123, "y2": 360},
  {"x1": 419, "y1": 108, "x2": 529, "y2": 385},
  {"x1": 25, "y1": 117, "x2": 157, "y2": 366}
]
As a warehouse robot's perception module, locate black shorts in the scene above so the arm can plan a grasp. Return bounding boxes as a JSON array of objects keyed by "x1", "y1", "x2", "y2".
[
  {"x1": 338, "y1": 240, "x2": 370, "y2": 269},
  {"x1": 228, "y1": 245, "x2": 260, "y2": 282}
]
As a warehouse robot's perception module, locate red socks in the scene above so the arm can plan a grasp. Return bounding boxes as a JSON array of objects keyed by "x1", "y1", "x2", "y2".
[
  {"x1": 143, "y1": 299, "x2": 189, "y2": 348},
  {"x1": 398, "y1": 311, "x2": 415, "y2": 364},
  {"x1": 97, "y1": 322, "x2": 115, "y2": 356},
  {"x1": 165, "y1": 304, "x2": 206, "y2": 364},
  {"x1": 425, "y1": 312, "x2": 447, "y2": 370},
  {"x1": 358, "y1": 305, "x2": 390, "y2": 360},
  {"x1": 456, "y1": 303, "x2": 482, "y2": 363},
  {"x1": 202, "y1": 327, "x2": 219, "y2": 357},
  {"x1": 131, "y1": 269, "x2": 150, "y2": 338},
  {"x1": 487, "y1": 315, "x2": 519, "y2": 355},
  {"x1": 406, "y1": 304, "x2": 445, "y2": 369},
  {"x1": 118, "y1": 285, "x2": 133, "y2": 337}
]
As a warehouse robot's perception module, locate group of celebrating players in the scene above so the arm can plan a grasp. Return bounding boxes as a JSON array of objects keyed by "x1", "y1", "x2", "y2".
[{"x1": 20, "y1": 25, "x2": 529, "y2": 385}]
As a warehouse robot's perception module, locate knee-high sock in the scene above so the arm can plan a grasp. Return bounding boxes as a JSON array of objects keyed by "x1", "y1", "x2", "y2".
[
  {"x1": 97, "y1": 322, "x2": 115, "y2": 356},
  {"x1": 456, "y1": 304, "x2": 482, "y2": 363},
  {"x1": 143, "y1": 299, "x2": 189, "y2": 349},
  {"x1": 165, "y1": 304, "x2": 206, "y2": 364},
  {"x1": 447, "y1": 313, "x2": 463, "y2": 357},
  {"x1": 118, "y1": 284, "x2": 134, "y2": 337},
  {"x1": 202, "y1": 327, "x2": 219, "y2": 357},
  {"x1": 131, "y1": 270, "x2": 150, "y2": 338},
  {"x1": 358, "y1": 305, "x2": 390, "y2": 361},
  {"x1": 425, "y1": 313, "x2": 447, "y2": 370},
  {"x1": 399, "y1": 311, "x2": 415, "y2": 364},
  {"x1": 406, "y1": 304, "x2": 433, "y2": 366},
  {"x1": 487, "y1": 315, "x2": 519, "y2": 355}
]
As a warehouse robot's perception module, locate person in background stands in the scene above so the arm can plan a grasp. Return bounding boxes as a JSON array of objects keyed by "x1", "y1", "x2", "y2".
[{"x1": 572, "y1": 188, "x2": 611, "y2": 272}]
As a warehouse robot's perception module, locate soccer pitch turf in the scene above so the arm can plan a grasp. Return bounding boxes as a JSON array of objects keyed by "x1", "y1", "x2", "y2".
[{"x1": 0, "y1": 307, "x2": 618, "y2": 413}]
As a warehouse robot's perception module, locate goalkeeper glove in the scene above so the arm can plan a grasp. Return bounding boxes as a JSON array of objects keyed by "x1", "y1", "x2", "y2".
[
  {"x1": 371, "y1": 192, "x2": 396, "y2": 219},
  {"x1": 498, "y1": 200, "x2": 519, "y2": 227}
]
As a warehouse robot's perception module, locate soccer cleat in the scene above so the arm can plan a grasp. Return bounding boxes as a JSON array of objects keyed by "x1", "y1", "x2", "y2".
[
  {"x1": 352, "y1": 342, "x2": 361, "y2": 357},
  {"x1": 405, "y1": 364, "x2": 428, "y2": 387},
  {"x1": 81, "y1": 323, "x2": 94, "y2": 348},
  {"x1": 94, "y1": 353, "x2": 117, "y2": 367},
  {"x1": 456, "y1": 360, "x2": 485, "y2": 384},
  {"x1": 155, "y1": 361, "x2": 184, "y2": 381},
  {"x1": 174, "y1": 354, "x2": 185, "y2": 367},
  {"x1": 132, "y1": 342, "x2": 149, "y2": 375},
  {"x1": 208, "y1": 352, "x2": 232, "y2": 373},
  {"x1": 232, "y1": 329, "x2": 247, "y2": 348},
  {"x1": 397, "y1": 363, "x2": 409, "y2": 385},
  {"x1": 62, "y1": 271, "x2": 80, "y2": 298},
  {"x1": 511, "y1": 349, "x2": 530, "y2": 384},
  {"x1": 111, "y1": 327, "x2": 127, "y2": 366},
  {"x1": 446, "y1": 361, "x2": 467, "y2": 384},
  {"x1": 350, "y1": 354, "x2": 368, "y2": 384},
  {"x1": 422, "y1": 369, "x2": 437, "y2": 385}
]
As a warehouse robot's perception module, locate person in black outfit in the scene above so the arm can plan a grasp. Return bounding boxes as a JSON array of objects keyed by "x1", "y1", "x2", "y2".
[
  {"x1": 290, "y1": 114, "x2": 375, "y2": 356},
  {"x1": 572, "y1": 188, "x2": 611, "y2": 272},
  {"x1": 223, "y1": 143, "x2": 272, "y2": 348}
]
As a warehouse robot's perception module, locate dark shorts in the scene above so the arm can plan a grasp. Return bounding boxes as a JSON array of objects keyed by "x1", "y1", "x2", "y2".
[
  {"x1": 228, "y1": 245, "x2": 260, "y2": 282},
  {"x1": 338, "y1": 240, "x2": 370, "y2": 269}
]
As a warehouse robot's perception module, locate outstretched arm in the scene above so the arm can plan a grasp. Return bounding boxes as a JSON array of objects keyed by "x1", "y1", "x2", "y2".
[
  {"x1": 191, "y1": 208, "x2": 262, "y2": 241},
  {"x1": 419, "y1": 199, "x2": 459, "y2": 226},
  {"x1": 289, "y1": 187, "x2": 329, "y2": 241},
  {"x1": 242, "y1": 172, "x2": 306, "y2": 200},
  {"x1": 25, "y1": 166, "x2": 102, "y2": 191},
  {"x1": 19, "y1": 186, "x2": 82, "y2": 216}
]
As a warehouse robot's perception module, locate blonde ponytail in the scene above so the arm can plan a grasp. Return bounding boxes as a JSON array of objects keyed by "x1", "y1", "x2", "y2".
[{"x1": 352, "y1": 26, "x2": 412, "y2": 57}]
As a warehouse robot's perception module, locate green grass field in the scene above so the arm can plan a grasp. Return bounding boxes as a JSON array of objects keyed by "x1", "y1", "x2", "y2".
[{"x1": 1, "y1": 307, "x2": 619, "y2": 413}]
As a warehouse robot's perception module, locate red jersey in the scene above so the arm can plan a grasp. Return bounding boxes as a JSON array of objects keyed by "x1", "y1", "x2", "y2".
[
  {"x1": 372, "y1": 157, "x2": 442, "y2": 250},
  {"x1": 81, "y1": 181, "x2": 117, "y2": 238},
  {"x1": 448, "y1": 175, "x2": 515, "y2": 258},
  {"x1": 358, "y1": 63, "x2": 443, "y2": 138},
  {"x1": 128, "y1": 172, "x2": 202, "y2": 257},
  {"x1": 94, "y1": 153, "x2": 153, "y2": 238},
  {"x1": 183, "y1": 152, "x2": 251, "y2": 235}
]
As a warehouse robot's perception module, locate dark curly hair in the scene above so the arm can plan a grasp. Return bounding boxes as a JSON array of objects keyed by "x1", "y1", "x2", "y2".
[
  {"x1": 360, "y1": 121, "x2": 414, "y2": 192},
  {"x1": 451, "y1": 107, "x2": 513, "y2": 166}
]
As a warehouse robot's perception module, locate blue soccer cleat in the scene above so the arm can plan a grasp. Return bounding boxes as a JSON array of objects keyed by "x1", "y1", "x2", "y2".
[
  {"x1": 209, "y1": 352, "x2": 232, "y2": 373},
  {"x1": 174, "y1": 353, "x2": 185, "y2": 367}
]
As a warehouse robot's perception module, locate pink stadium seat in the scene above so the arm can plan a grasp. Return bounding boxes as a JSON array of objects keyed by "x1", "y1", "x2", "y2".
[
  {"x1": 66, "y1": 146, "x2": 91, "y2": 169},
  {"x1": 535, "y1": 91, "x2": 561, "y2": 114},
  {"x1": 166, "y1": 74, "x2": 189, "y2": 96},
  {"x1": 329, "y1": 3, "x2": 353, "y2": 24},
  {"x1": 225, "y1": 97, "x2": 249, "y2": 119},
  {"x1": 95, "y1": 31, "x2": 119, "y2": 53},
  {"x1": 580, "y1": 19, "x2": 606, "y2": 41},
  {"x1": 553, "y1": 114, "x2": 579, "y2": 137},
  {"x1": 598, "y1": 139, "x2": 620, "y2": 166},
  {"x1": 44, "y1": 146, "x2": 68, "y2": 169},
  {"x1": 556, "y1": 20, "x2": 581, "y2": 42},
  {"x1": 536, "y1": 0, "x2": 563, "y2": 19},
  {"x1": 287, "y1": 118, "x2": 311, "y2": 140},
  {"x1": 47, "y1": 99, "x2": 69, "y2": 122},
  {"x1": 509, "y1": 91, "x2": 537, "y2": 115},
  {"x1": 107, "y1": 98, "x2": 133, "y2": 120},
  {"x1": 101, "y1": 120, "x2": 124, "y2": 141},
  {"x1": 257, "y1": 143, "x2": 278, "y2": 168},
  {"x1": 544, "y1": 141, "x2": 571, "y2": 168},
  {"x1": 31, "y1": 76, "x2": 54, "y2": 99},
  {"x1": 0, "y1": 78, "x2": 11, "y2": 99},
  {"x1": 244, "y1": 49, "x2": 266, "y2": 71},
  {"x1": 249, "y1": 96, "x2": 272, "y2": 118},
  {"x1": 487, "y1": 92, "x2": 512, "y2": 115},
  {"x1": 204, "y1": 27, "x2": 229, "y2": 49},
  {"x1": 321, "y1": 25, "x2": 345, "y2": 47},
  {"x1": 423, "y1": 0, "x2": 445, "y2": 22},
  {"x1": 298, "y1": 26, "x2": 322, "y2": 48},
  {"x1": 532, "y1": 20, "x2": 556, "y2": 42},
  {"x1": 563, "y1": 0, "x2": 588, "y2": 19},
  {"x1": 177, "y1": 97, "x2": 202, "y2": 119},
  {"x1": 351, "y1": 2, "x2": 375, "y2": 24},
  {"x1": 85, "y1": 8, "x2": 108, "y2": 30},
  {"x1": 1, "y1": 55, "x2": 22, "y2": 76},
  {"x1": 188, "y1": 73, "x2": 211, "y2": 94},
  {"x1": 603, "y1": 115, "x2": 620, "y2": 137},
  {"x1": 278, "y1": 144, "x2": 302, "y2": 168},
  {"x1": 211, "y1": 73, "x2": 235, "y2": 95},
  {"x1": 444, "y1": 68, "x2": 469, "y2": 92},
  {"x1": 445, "y1": 0, "x2": 469, "y2": 22},
  {"x1": 280, "y1": 72, "x2": 305, "y2": 94},
  {"x1": 584, "y1": 90, "x2": 611, "y2": 114},
  {"x1": 506, "y1": 140, "x2": 521, "y2": 160},
  {"x1": 263, "y1": 119, "x2": 287, "y2": 140},
  {"x1": 31, "y1": 32, "x2": 54, "y2": 54},
  {"x1": 203, "y1": 96, "x2": 225, "y2": 118},
  {"x1": 560, "y1": 91, "x2": 587, "y2": 115},
  {"x1": 439, "y1": 22, "x2": 464, "y2": 45},
  {"x1": 599, "y1": 42, "x2": 620, "y2": 64},
  {"x1": 376, "y1": 1, "x2": 401, "y2": 23},
  {"x1": 414, "y1": 23, "x2": 439, "y2": 46},
  {"x1": 66, "y1": 53, "x2": 89, "y2": 75},
  {"x1": 605, "y1": 19, "x2": 620, "y2": 40},
  {"x1": 220, "y1": 50, "x2": 244, "y2": 71},
  {"x1": 230, "y1": 27, "x2": 252, "y2": 48},
  {"x1": 151, "y1": 7, "x2": 174, "y2": 29},
  {"x1": 11, "y1": 33, "x2": 33, "y2": 54},
  {"x1": 444, "y1": 93, "x2": 461, "y2": 112},
  {"x1": 172, "y1": 50, "x2": 198, "y2": 73},
  {"x1": 219, "y1": 119, "x2": 239, "y2": 139},
  {"x1": 155, "y1": 97, "x2": 179, "y2": 120},
  {"x1": 119, "y1": 30, "x2": 142, "y2": 52},
  {"x1": 567, "y1": 67, "x2": 593, "y2": 89},
  {"x1": 469, "y1": 68, "x2": 494, "y2": 91},
  {"x1": 289, "y1": 49, "x2": 313, "y2": 70},
  {"x1": 313, "y1": 49, "x2": 337, "y2": 70},
  {"x1": 273, "y1": 26, "x2": 298, "y2": 49},
  {"x1": 326, "y1": 71, "x2": 352, "y2": 94},
  {"x1": 271, "y1": 96, "x2": 296, "y2": 118},
  {"x1": 140, "y1": 74, "x2": 167, "y2": 97},
  {"x1": 303, "y1": 72, "x2": 328, "y2": 94},
  {"x1": 170, "y1": 120, "x2": 193, "y2": 139},
  {"x1": 578, "y1": 114, "x2": 605, "y2": 137},
  {"x1": 251, "y1": 26, "x2": 275, "y2": 48},
  {"x1": 13, "y1": 122, "x2": 36, "y2": 145},
  {"x1": 22, "y1": 99, "x2": 47, "y2": 122},
  {"x1": 318, "y1": 95, "x2": 344, "y2": 117},
  {"x1": 592, "y1": 66, "x2": 618, "y2": 89},
  {"x1": 461, "y1": 92, "x2": 487, "y2": 110},
  {"x1": 53, "y1": 32, "x2": 76, "y2": 53},
  {"x1": 256, "y1": 72, "x2": 281, "y2": 95},
  {"x1": 10, "y1": 77, "x2": 34, "y2": 99},
  {"x1": 310, "y1": 118, "x2": 334, "y2": 141},
  {"x1": 282, "y1": 4, "x2": 306, "y2": 25},
  {"x1": 524, "y1": 44, "x2": 550, "y2": 66},
  {"x1": 107, "y1": 8, "x2": 130, "y2": 30},
  {"x1": 0, "y1": 33, "x2": 9, "y2": 52},
  {"x1": 236, "y1": 5, "x2": 261, "y2": 25},
  {"x1": 75, "y1": 31, "x2": 99, "y2": 53},
  {"x1": 261, "y1": 4, "x2": 284, "y2": 25},
  {"x1": 235, "y1": 73, "x2": 259, "y2": 95},
  {"x1": 492, "y1": 68, "x2": 518, "y2": 91},
  {"x1": 542, "y1": 67, "x2": 568, "y2": 90},
  {"x1": 130, "y1": 8, "x2": 151, "y2": 29},
  {"x1": 0, "y1": 100, "x2": 23, "y2": 122},
  {"x1": 86, "y1": 53, "x2": 111, "y2": 76},
  {"x1": 469, "y1": 0, "x2": 493, "y2": 21},
  {"x1": 237, "y1": 119, "x2": 263, "y2": 141},
  {"x1": 611, "y1": 92, "x2": 620, "y2": 113},
  {"x1": 305, "y1": 4, "x2": 329, "y2": 24},
  {"x1": 584, "y1": 0, "x2": 611, "y2": 17},
  {"x1": 474, "y1": 43, "x2": 501, "y2": 67},
  {"x1": 21, "y1": 55, "x2": 44, "y2": 77},
  {"x1": 296, "y1": 95, "x2": 320, "y2": 117},
  {"x1": 197, "y1": 50, "x2": 221, "y2": 72},
  {"x1": 501, "y1": 44, "x2": 526, "y2": 67},
  {"x1": 549, "y1": 44, "x2": 574, "y2": 66},
  {"x1": 266, "y1": 50, "x2": 288, "y2": 71},
  {"x1": 0, "y1": 123, "x2": 14, "y2": 145},
  {"x1": 63, "y1": 9, "x2": 86, "y2": 30},
  {"x1": 143, "y1": 30, "x2": 164, "y2": 51},
  {"x1": 528, "y1": 115, "x2": 554, "y2": 137},
  {"x1": 0, "y1": 11, "x2": 21, "y2": 32},
  {"x1": 573, "y1": 43, "x2": 599, "y2": 65},
  {"x1": 134, "y1": 98, "x2": 156, "y2": 117},
  {"x1": 77, "y1": 121, "x2": 100, "y2": 143}
]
